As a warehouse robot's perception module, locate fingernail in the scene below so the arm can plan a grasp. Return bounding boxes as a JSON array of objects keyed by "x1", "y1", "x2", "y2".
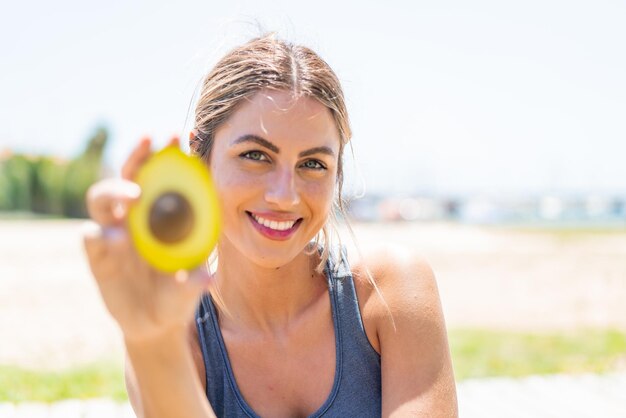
[
  {"x1": 174, "y1": 270, "x2": 188, "y2": 283},
  {"x1": 124, "y1": 182, "x2": 141, "y2": 199},
  {"x1": 81, "y1": 221, "x2": 102, "y2": 238},
  {"x1": 102, "y1": 226, "x2": 126, "y2": 241}
]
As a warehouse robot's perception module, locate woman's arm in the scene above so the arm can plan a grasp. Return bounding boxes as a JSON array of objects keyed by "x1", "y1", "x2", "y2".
[
  {"x1": 83, "y1": 138, "x2": 217, "y2": 418},
  {"x1": 126, "y1": 320, "x2": 209, "y2": 418},
  {"x1": 367, "y1": 248, "x2": 458, "y2": 417},
  {"x1": 124, "y1": 330, "x2": 215, "y2": 418},
  {"x1": 125, "y1": 352, "x2": 144, "y2": 417}
]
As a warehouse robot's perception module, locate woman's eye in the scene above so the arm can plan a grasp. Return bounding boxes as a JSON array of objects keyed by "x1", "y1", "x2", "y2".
[
  {"x1": 302, "y1": 159, "x2": 326, "y2": 170},
  {"x1": 241, "y1": 151, "x2": 267, "y2": 161}
]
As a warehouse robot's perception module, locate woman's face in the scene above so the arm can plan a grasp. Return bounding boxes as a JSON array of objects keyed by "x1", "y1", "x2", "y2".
[{"x1": 208, "y1": 89, "x2": 341, "y2": 268}]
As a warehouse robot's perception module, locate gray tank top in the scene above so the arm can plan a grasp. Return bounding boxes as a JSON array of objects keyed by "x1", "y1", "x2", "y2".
[{"x1": 195, "y1": 244, "x2": 382, "y2": 417}]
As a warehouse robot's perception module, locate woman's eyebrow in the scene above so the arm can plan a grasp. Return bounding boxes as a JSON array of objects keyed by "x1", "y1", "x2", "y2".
[
  {"x1": 232, "y1": 134, "x2": 278, "y2": 153},
  {"x1": 299, "y1": 146, "x2": 334, "y2": 158},
  {"x1": 232, "y1": 134, "x2": 335, "y2": 157}
]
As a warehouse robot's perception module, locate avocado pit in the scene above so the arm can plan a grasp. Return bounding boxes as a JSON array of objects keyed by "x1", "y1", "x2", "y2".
[{"x1": 149, "y1": 191, "x2": 195, "y2": 244}]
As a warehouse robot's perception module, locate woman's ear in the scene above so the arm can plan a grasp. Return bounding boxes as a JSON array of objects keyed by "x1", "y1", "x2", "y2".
[{"x1": 189, "y1": 130, "x2": 199, "y2": 155}]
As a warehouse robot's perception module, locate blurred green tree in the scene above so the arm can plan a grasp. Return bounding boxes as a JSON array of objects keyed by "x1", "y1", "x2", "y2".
[
  {"x1": 0, "y1": 154, "x2": 35, "y2": 211},
  {"x1": 61, "y1": 127, "x2": 108, "y2": 217},
  {"x1": 0, "y1": 126, "x2": 108, "y2": 218}
]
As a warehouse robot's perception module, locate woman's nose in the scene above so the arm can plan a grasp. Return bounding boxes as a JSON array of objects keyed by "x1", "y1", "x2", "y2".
[{"x1": 264, "y1": 168, "x2": 301, "y2": 208}]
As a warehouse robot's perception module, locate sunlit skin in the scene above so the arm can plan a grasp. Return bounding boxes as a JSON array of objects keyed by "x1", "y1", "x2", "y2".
[
  {"x1": 84, "y1": 91, "x2": 458, "y2": 417},
  {"x1": 206, "y1": 90, "x2": 341, "y2": 334}
]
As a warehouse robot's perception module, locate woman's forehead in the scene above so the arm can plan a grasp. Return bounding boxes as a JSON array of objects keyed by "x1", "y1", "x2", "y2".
[
  {"x1": 217, "y1": 90, "x2": 341, "y2": 149},
  {"x1": 242, "y1": 90, "x2": 330, "y2": 121}
]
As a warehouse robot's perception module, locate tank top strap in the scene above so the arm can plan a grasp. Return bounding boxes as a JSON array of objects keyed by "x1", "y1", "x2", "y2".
[
  {"x1": 323, "y1": 244, "x2": 380, "y2": 361},
  {"x1": 195, "y1": 293, "x2": 233, "y2": 416}
]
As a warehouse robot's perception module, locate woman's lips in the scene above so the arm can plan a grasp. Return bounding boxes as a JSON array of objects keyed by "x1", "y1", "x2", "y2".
[{"x1": 246, "y1": 211, "x2": 303, "y2": 240}]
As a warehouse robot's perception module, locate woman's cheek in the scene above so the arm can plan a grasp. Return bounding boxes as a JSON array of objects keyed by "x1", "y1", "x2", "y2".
[
  {"x1": 213, "y1": 165, "x2": 260, "y2": 193},
  {"x1": 304, "y1": 178, "x2": 335, "y2": 209}
]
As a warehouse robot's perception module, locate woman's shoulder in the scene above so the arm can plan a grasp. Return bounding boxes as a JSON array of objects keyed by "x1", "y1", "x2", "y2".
[
  {"x1": 347, "y1": 244, "x2": 444, "y2": 345},
  {"x1": 348, "y1": 243, "x2": 438, "y2": 301}
]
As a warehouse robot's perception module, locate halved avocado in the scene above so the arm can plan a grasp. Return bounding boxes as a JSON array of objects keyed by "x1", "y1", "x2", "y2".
[{"x1": 128, "y1": 146, "x2": 220, "y2": 273}]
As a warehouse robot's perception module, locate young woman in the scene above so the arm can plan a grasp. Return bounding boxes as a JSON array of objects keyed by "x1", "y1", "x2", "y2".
[{"x1": 83, "y1": 33, "x2": 458, "y2": 417}]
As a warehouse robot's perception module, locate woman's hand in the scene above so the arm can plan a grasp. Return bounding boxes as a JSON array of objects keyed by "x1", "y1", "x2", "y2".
[{"x1": 82, "y1": 137, "x2": 213, "y2": 344}]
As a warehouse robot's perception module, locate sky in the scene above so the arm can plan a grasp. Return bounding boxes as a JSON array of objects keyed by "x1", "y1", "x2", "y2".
[{"x1": 1, "y1": 0, "x2": 625, "y2": 197}]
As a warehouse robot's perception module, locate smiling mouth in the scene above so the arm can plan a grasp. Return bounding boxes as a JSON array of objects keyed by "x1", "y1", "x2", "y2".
[{"x1": 245, "y1": 211, "x2": 303, "y2": 239}]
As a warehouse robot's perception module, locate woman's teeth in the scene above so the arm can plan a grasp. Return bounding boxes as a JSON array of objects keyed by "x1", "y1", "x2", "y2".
[{"x1": 251, "y1": 214, "x2": 297, "y2": 231}]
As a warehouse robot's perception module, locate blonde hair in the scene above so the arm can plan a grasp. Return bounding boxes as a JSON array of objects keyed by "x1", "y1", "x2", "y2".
[{"x1": 192, "y1": 33, "x2": 389, "y2": 321}]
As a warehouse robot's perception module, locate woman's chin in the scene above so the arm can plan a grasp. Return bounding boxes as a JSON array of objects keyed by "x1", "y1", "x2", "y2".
[
  {"x1": 247, "y1": 249, "x2": 302, "y2": 270},
  {"x1": 219, "y1": 229, "x2": 317, "y2": 269}
]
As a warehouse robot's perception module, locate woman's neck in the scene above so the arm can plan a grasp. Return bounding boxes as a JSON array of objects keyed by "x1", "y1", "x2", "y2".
[{"x1": 212, "y1": 241, "x2": 327, "y2": 336}]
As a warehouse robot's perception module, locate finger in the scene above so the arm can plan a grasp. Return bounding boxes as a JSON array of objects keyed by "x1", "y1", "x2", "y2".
[
  {"x1": 82, "y1": 223, "x2": 129, "y2": 278},
  {"x1": 86, "y1": 179, "x2": 141, "y2": 226},
  {"x1": 83, "y1": 224, "x2": 138, "y2": 291},
  {"x1": 83, "y1": 223, "x2": 128, "y2": 253},
  {"x1": 166, "y1": 135, "x2": 180, "y2": 148},
  {"x1": 174, "y1": 267, "x2": 215, "y2": 287},
  {"x1": 82, "y1": 221, "x2": 108, "y2": 263},
  {"x1": 122, "y1": 137, "x2": 152, "y2": 180}
]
